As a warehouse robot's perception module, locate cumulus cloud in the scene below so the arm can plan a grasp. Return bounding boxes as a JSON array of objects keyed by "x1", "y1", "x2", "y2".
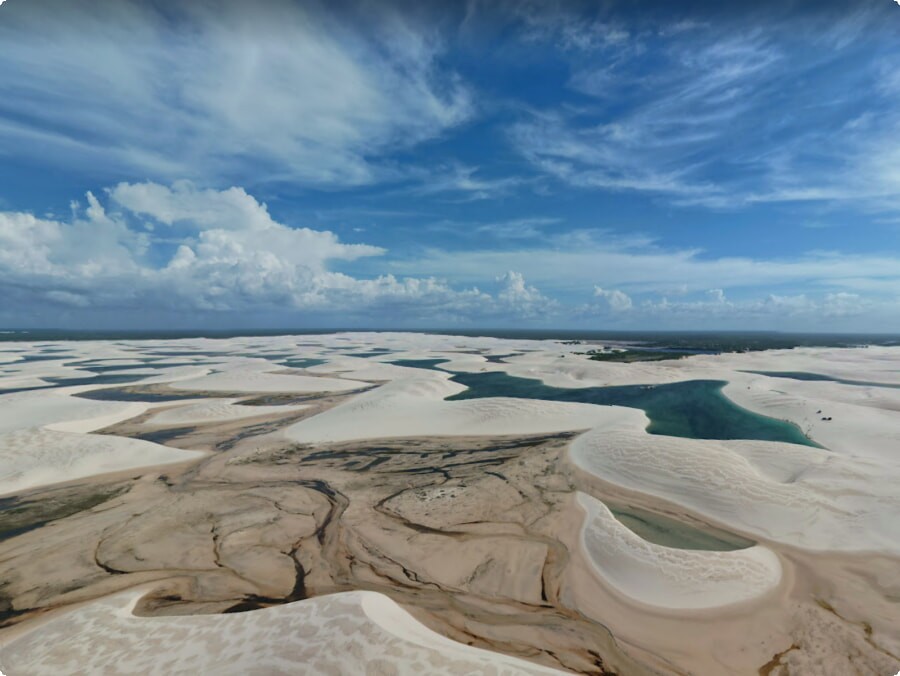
[
  {"x1": 706, "y1": 288, "x2": 728, "y2": 304},
  {"x1": 496, "y1": 271, "x2": 557, "y2": 317},
  {"x1": 2, "y1": 181, "x2": 897, "y2": 330},
  {"x1": 392, "y1": 231, "x2": 900, "y2": 303},
  {"x1": 0, "y1": 182, "x2": 568, "y2": 325},
  {"x1": 593, "y1": 287, "x2": 633, "y2": 311}
]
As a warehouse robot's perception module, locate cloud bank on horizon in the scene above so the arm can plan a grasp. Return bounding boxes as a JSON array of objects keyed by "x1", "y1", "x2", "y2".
[{"x1": 0, "y1": 0, "x2": 898, "y2": 331}]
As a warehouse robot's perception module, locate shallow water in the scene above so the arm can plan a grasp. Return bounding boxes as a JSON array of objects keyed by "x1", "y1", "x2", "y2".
[
  {"x1": 446, "y1": 371, "x2": 819, "y2": 446},
  {"x1": 744, "y1": 370, "x2": 900, "y2": 389},
  {"x1": 344, "y1": 350, "x2": 395, "y2": 358},
  {"x1": 390, "y1": 359, "x2": 451, "y2": 371},
  {"x1": 235, "y1": 352, "x2": 297, "y2": 360},
  {"x1": 0, "y1": 372, "x2": 160, "y2": 396},
  {"x1": 45, "y1": 373, "x2": 154, "y2": 387},
  {"x1": 279, "y1": 357, "x2": 327, "y2": 369},
  {"x1": 74, "y1": 388, "x2": 201, "y2": 402},
  {"x1": 607, "y1": 502, "x2": 753, "y2": 551},
  {"x1": 0, "y1": 353, "x2": 74, "y2": 364},
  {"x1": 484, "y1": 353, "x2": 521, "y2": 363},
  {"x1": 65, "y1": 362, "x2": 200, "y2": 373}
]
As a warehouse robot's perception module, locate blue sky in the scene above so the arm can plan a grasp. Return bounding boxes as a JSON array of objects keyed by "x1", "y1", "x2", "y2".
[{"x1": 1, "y1": 0, "x2": 899, "y2": 330}]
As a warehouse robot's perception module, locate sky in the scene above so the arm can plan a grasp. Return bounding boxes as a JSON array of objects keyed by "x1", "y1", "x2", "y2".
[{"x1": 1, "y1": 0, "x2": 899, "y2": 331}]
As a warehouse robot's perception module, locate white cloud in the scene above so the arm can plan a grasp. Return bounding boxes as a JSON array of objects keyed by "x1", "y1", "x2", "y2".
[
  {"x1": 706, "y1": 288, "x2": 728, "y2": 304},
  {"x1": 593, "y1": 287, "x2": 633, "y2": 311},
  {"x1": 0, "y1": 182, "x2": 562, "y2": 324},
  {"x1": 2, "y1": 185, "x2": 897, "y2": 330},
  {"x1": 392, "y1": 238, "x2": 900, "y2": 301},
  {"x1": 405, "y1": 164, "x2": 525, "y2": 201},
  {"x1": 108, "y1": 181, "x2": 381, "y2": 271},
  {"x1": 630, "y1": 291, "x2": 886, "y2": 328},
  {"x1": 511, "y1": 10, "x2": 900, "y2": 213},
  {"x1": 822, "y1": 292, "x2": 866, "y2": 318},
  {"x1": 504, "y1": 1, "x2": 629, "y2": 51},
  {"x1": 422, "y1": 217, "x2": 561, "y2": 241},
  {"x1": 496, "y1": 271, "x2": 557, "y2": 317},
  {"x1": 0, "y1": 0, "x2": 472, "y2": 187}
]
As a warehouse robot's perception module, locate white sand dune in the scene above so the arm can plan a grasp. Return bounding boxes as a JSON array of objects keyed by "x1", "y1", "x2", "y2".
[
  {"x1": 569, "y1": 418, "x2": 900, "y2": 555},
  {"x1": 0, "y1": 389, "x2": 150, "y2": 435},
  {"x1": 170, "y1": 363, "x2": 367, "y2": 393},
  {"x1": 304, "y1": 356, "x2": 425, "y2": 381},
  {"x1": 501, "y1": 353, "x2": 684, "y2": 388},
  {"x1": 0, "y1": 375, "x2": 53, "y2": 391},
  {"x1": 576, "y1": 493, "x2": 782, "y2": 610},
  {"x1": 149, "y1": 399, "x2": 308, "y2": 425},
  {"x1": 702, "y1": 346, "x2": 900, "y2": 386},
  {"x1": 132, "y1": 365, "x2": 215, "y2": 386},
  {"x1": 723, "y1": 375, "x2": 900, "y2": 462},
  {"x1": 284, "y1": 370, "x2": 622, "y2": 443},
  {"x1": 0, "y1": 588, "x2": 565, "y2": 676},
  {"x1": 0, "y1": 335, "x2": 896, "y2": 675},
  {"x1": 0, "y1": 388, "x2": 203, "y2": 496},
  {"x1": 0, "y1": 428, "x2": 203, "y2": 497}
]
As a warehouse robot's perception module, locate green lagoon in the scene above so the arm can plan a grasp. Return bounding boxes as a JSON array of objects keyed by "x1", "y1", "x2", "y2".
[{"x1": 446, "y1": 371, "x2": 818, "y2": 446}]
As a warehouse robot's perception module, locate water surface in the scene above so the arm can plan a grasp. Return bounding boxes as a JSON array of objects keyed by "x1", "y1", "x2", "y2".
[
  {"x1": 608, "y1": 502, "x2": 753, "y2": 551},
  {"x1": 744, "y1": 370, "x2": 900, "y2": 389},
  {"x1": 390, "y1": 359, "x2": 451, "y2": 371},
  {"x1": 279, "y1": 358, "x2": 327, "y2": 369},
  {"x1": 447, "y1": 371, "x2": 818, "y2": 446}
]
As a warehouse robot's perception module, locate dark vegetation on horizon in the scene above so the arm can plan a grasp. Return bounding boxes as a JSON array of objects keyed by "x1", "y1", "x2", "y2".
[{"x1": 584, "y1": 349, "x2": 694, "y2": 362}]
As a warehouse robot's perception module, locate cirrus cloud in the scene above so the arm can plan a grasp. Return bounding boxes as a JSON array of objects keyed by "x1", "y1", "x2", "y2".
[{"x1": 0, "y1": 0, "x2": 472, "y2": 187}]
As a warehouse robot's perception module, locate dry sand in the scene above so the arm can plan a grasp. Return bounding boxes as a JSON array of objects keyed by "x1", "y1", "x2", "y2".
[
  {"x1": 0, "y1": 332, "x2": 897, "y2": 675},
  {"x1": 0, "y1": 588, "x2": 567, "y2": 675}
]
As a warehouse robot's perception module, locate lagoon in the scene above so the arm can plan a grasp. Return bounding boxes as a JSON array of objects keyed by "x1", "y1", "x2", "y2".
[{"x1": 447, "y1": 371, "x2": 818, "y2": 446}]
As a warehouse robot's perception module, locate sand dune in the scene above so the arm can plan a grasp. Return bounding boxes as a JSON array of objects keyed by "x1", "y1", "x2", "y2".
[
  {"x1": 576, "y1": 493, "x2": 782, "y2": 610},
  {"x1": 569, "y1": 419, "x2": 900, "y2": 555},
  {"x1": 0, "y1": 588, "x2": 566, "y2": 675},
  {"x1": 285, "y1": 370, "x2": 622, "y2": 443},
  {"x1": 723, "y1": 375, "x2": 900, "y2": 461},
  {"x1": 0, "y1": 388, "x2": 204, "y2": 496},
  {"x1": 0, "y1": 428, "x2": 203, "y2": 497},
  {"x1": 0, "y1": 389, "x2": 151, "y2": 435},
  {"x1": 170, "y1": 362, "x2": 367, "y2": 393},
  {"x1": 0, "y1": 334, "x2": 897, "y2": 675},
  {"x1": 148, "y1": 399, "x2": 308, "y2": 425}
]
